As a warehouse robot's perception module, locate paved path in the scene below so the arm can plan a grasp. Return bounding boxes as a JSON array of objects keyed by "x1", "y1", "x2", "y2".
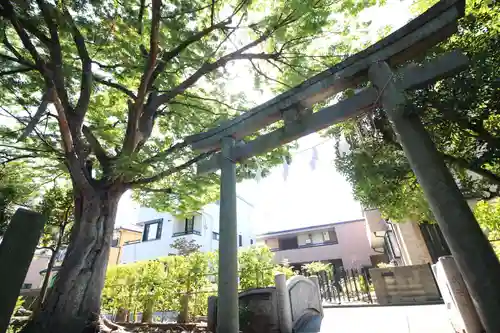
[{"x1": 320, "y1": 305, "x2": 454, "y2": 333}]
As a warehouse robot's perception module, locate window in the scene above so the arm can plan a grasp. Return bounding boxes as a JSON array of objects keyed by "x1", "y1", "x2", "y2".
[
  {"x1": 239, "y1": 235, "x2": 243, "y2": 247},
  {"x1": 213, "y1": 232, "x2": 219, "y2": 240},
  {"x1": 279, "y1": 237, "x2": 299, "y2": 250},
  {"x1": 185, "y1": 216, "x2": 195, "y2": 233},
  {"x1": 142, "y1": 219, "x2": 163, "y2": 241},
  {"x1": 173, "y1": 216, "x2": 201, "y2": 237},
  {"x1": 250, "y1": 239, "x2": 254, "y2": 245},
  {"x1": 326, "y1": 229, "x2": 338, "y2": 244},
  {"x1": 22, "y1": 283, "x2": 32, "y2": 289},
  {"x1": 306, "y1": 233, "x2": 313, "y2": 244}
]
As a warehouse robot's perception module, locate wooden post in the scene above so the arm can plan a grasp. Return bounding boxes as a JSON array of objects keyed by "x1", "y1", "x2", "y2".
[
  {"x1": 217, "y1": 136, "x2": 239, "y2": 333},
  {"x1": 0, "y1": 208, "x2": 45, "y2": 333},
  {"x1": 369, "y1": 61, "x2": 500, "y2": 332}
]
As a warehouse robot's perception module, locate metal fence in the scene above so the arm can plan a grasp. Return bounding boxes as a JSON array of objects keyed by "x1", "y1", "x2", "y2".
[{"x1": 313, "y1": 267, "x2": 376, "y2": 305}]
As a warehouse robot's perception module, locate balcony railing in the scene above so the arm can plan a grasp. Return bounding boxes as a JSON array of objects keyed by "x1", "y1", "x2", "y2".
[
  {"x1": 123, "y1": 239, "x2": 141, "y2": 246},
  {"x1": 270, "y1": 241, "x2": 338, "y2": 252},
  {"x1": 172, "y1": 230, "x2": 202, "y2": 237}
]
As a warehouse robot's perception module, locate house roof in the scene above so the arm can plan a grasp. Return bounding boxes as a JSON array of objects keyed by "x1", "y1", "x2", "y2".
[
  {"x1": 256, "y1": 218, "x2": 364, "y2": 238},
  {"x1": 116, "y1": 225, "x2": 142, "y2": 233}
]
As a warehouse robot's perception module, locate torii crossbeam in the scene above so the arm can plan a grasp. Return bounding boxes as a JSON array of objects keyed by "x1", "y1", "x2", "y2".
[{"x1": 189, "y1": 0, "x2": 500, "y2": 332}]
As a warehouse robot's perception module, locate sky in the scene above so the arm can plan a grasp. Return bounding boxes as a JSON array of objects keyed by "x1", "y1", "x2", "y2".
[{"x1": 114, "y1": 0, "x2": 415, "y2": 234}]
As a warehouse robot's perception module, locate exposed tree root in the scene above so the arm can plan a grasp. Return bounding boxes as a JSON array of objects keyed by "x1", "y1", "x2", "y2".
[{"x1": 96, "y1": 315, "x2": 130, "y2": 333}]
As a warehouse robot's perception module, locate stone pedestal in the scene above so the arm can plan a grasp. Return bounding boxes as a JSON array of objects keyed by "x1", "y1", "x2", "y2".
[{"x1": 432, "y1": 256, "x2": 483, "y2": 333}]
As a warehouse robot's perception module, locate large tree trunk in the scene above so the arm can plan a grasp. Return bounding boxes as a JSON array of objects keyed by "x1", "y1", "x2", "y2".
[{"x1": 21, "y1": 184, "x2": 125, "y2": 333}]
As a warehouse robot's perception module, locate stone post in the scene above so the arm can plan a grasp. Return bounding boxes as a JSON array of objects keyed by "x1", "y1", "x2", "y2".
[
  {"x1": 0, "y1": 208, "x2": 45, "y2": 333},
  {"x1": 433, "y1": 256, "x2": 483, "y2": 332},
  {"x1": 369, "y1": 61, "x2": 500, "y2": 332},
  {"x1": 217, "y1": 136, "x2": 239, "y2": 333},
  {"x1": 275, "y1": 273, "x2": 292, "y2": 333},
  {"x1": 308, "y1": 275, "x2": 323, "y2": 317}
]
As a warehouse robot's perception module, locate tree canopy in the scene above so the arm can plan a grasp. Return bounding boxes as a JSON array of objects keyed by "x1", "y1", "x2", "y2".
[
  {"x1": 330, "y1": 0, "x2": 500, "y2": 222},
  {"x1": 0, "y1": 0, "x2": 381, "y2": 216}
]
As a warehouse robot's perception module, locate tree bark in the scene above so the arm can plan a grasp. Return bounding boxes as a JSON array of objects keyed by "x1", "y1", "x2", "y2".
[{"x1": 21, "y1": 184, "x2": 125, "y2": 333}]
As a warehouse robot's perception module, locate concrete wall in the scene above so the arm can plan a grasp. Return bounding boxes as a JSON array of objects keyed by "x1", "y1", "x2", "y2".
[
  {"x1": 261, "y1": 220, "x2": 379, "y2": 269},
  {"x1": 22, "y1": 253, "x2": 50, "y2": 289},
  {"x1": 120, "y1": 197, "x2": 255, "y2": 263},
  {"x1": 393, "y1": 221, "x2": 432, "y2": 265},
  {"x1": 370, "y1": 264, "x2": 442, "y2": 305},
  {"x1": 363, "y1": 209, "x2": 388, "y2": 249}
]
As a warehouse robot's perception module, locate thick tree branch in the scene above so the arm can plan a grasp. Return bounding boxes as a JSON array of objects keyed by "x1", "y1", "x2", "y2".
[
  {"x1": 432, "y1": 100, "x2": 500, "y2": 152},
  {"x1": 137, "y1": 0, "x2": 147, "y2": 56},
  {"x1": 138, "y1": 187, "x2": 173, "y2": 194},
  {"x1": 81, "y1": 125, "x2": 110, "y2": 172},
  {"x1": 62, "y1": 5, "x2": 92, "y2": 118},
  {"x1": 442, "y1": 154, "x2": 500, "y2": 186},
  {"x1": 374, "y1": 116, "x2": 500, "y2": 187},
  {"x1": 154, "y1": 51, "x2": 280, "y2": 107},
  {"x1": 2, "y1": 32, "x2": 36, "y2": 68},
  {"x1": 0, "y1": 52, "x2": 33, "y2": 68},
  {"x1": 0, "y1": 2, "x2": 50, "y2": 82},
  {"x1": 18, "y1": 90, "x2": 50, "y2": 142},
  {"x1": 141, "y1": 141, "x2": 190, "y2": 165},
  {"x1": 180, "y1": 92, "x2": 246, "y2": 112},
  {"x1": 248, "y1": 59, "x2": 291, "y2": 88},
  {"x1": 0, "y1": 66, "x2": 33, "y2": 76},
  {"x1": 153, "y1": 14, "x2": 299, "y2": 107},
  {"x1": 50, "y1": 90, "x2": 92, "y2": 190},
  {"x1": 0, "y1": 143, "x2": 55, "y2": 155},
  {"x1": 34, "y1": 0, "x2": 72, "y2": 111},
  {"x1": 149, "y1": 20, "x2": 231, "y2": 90},
  {"x1": 0, "y1": 154, "x2": 37, "y2": 165},
  {"x1": 130, "y1": 151, "x2": 213, "y2": 186},
  {"x1": 122, "y1": 0, "x2": 162, "y2": 155},
  {"x1": 93, "y1": 75, "x2": 136, "y2": 99}
]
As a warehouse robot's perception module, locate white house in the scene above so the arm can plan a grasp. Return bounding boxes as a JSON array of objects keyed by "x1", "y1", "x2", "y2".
[{"x1": 119, "y1": 196, "x2": 255, "y2": 264}]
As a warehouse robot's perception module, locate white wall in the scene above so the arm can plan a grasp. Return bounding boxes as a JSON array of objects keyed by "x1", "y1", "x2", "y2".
[
  {"x1": 120, "y1": 209, "x2": 176, "y2": 263},
  {"x1": 120, "y1": 197, "x2": 255, "y2": 264}
]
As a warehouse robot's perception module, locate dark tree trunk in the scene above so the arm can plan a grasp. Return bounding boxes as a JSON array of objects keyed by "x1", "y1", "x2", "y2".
[{"x1": 21, "y1": 184, "x2": 125, "y2": 333}]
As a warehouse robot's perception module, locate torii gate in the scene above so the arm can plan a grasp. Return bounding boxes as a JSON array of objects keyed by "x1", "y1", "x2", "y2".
[{"x1": 187, "y1": 0, "x2": 500, "y2": 332}]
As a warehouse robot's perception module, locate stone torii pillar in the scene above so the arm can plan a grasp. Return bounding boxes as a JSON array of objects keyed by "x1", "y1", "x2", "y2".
[
  {"x1": 369, "y1": 61, "x2": 500, "y2": 332},
  {"x1": 217, "y1": 136, "x2": 239, "y2": 333}
]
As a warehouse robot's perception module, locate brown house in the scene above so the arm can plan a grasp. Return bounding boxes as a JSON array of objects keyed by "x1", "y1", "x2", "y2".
[
  {"x1": 256, "y1": 219, "x2": 380, "y2": 270},
  {"x1": 108, "y1": 226, "x2": 142, "y2": 266}
]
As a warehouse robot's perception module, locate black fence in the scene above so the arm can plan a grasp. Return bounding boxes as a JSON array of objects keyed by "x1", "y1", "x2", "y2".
[{"x1": 312, "y1": 267, "x2": 375, "y2": 305}]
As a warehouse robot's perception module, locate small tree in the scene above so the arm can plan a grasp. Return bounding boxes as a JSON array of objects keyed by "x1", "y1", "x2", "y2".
[
  {"x1": 302, "y1": 261, "x2": 332, "y2": 275},
  {"x1": 170, "y1": 238, "x2": 202, "y2": 256}
]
